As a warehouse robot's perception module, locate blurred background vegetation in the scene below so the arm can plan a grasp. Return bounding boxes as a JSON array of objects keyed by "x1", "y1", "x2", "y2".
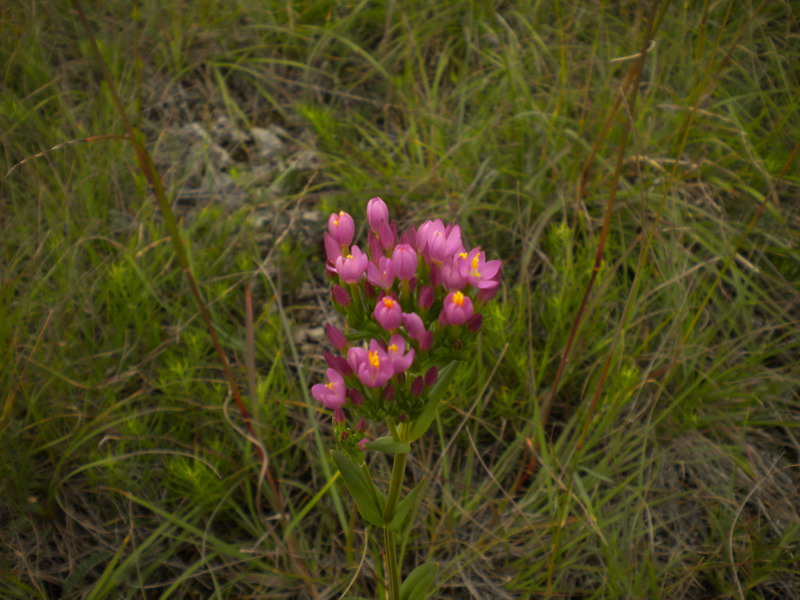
[{"x1": 1, "y1": 1, "x2": 798, "y2": 598}]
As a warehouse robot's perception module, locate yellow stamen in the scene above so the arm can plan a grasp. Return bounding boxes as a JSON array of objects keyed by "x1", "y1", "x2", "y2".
[
  {"x1": 346, "y1": 254, "x2": 353, "y2": 260},
  {"x1": 470, "y1": 253, "x2": 482, "y2": 278},
  {"x1": 452, "y1": 291, "x2": 465, "y2": 307},
  {"x1": 333, "y1": 219, "x2": 339, "y2": 226},
  {"x1": 458, "y1": 252, "x2": 468, "y2": 260},
  {"x1": 368, "y1": 351, "x2": 381, "y2": 368},
  {"x1": 382, "y1": 297, "x2": 395, "y2": 308},
  {"x1": 325, "y1": 381, "x2": 335, "y2": 390},
  {"x1": 388, "y1": 343, "x2": 398, "y2": 353}
]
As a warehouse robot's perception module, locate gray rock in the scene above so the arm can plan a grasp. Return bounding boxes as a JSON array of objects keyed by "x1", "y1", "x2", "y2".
[
  {"x1": 302, "y1": 210, "x2": 321, "y2": 223},
  {"x1": 251, "y1": 127, "x2": 286, "y2": 159},
  {"x1": 307, "y1": 327, "x2": 326, "y2": 342},
  {"x1": 213, "y1": 116, "x2": 248, "y2": 148},
  {"x1": 292, "y1": 149, "x2": 321, "y2": 170},
  {"x1": 292, "y1": 328, "x2": 307, "y2": 345}
]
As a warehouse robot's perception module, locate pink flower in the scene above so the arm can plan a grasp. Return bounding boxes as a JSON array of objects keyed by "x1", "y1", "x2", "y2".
[
  {"x1": 441, "y1": 290, "x2": 474, "y2": 325},
  {"x1": 392, "y1": 244, "x2": 417, "y2": 280},
  {"x1": 459, "y1": 248, "x2": 502, "y2": 289},
  {"x1": 367, "y1": 197, "x2": 389, "y2": 231},
  {"x1": 367, "y1": 256, "x2": 395, "y2": 289},
  {"x1": 477, "y1": 280, "x2": 500, "y2": 302},
  {"x1": 374, "y1": 295, "x2": 403, "y2": 330},
  {"x1": 311, "y1": 368, "x2": 346, "y2": 409},
  {"x1": 440, "y1": 257, "x2": 466, "y2": 290},
  {"x1": 423, "y1": 220, "x2": 464, "y2": 263},
  {"x1": 358, "y1": 438, "x2": 370, "y2": 451},
  {"x1": 335, "y1": 246, "x2": 368, "y2": 283},
  {"x1": 331, "y1": 284, "x2": 351, "y2": 307},
  {"x1": 347, "y1": 341, "x2": 394, "y2": 388},
  {"x1": 328, "y1": 211, "x2": 355, "y2": 246},
  {"x1": 326, "y1": 323, "x2": 348, "y2": 351},
  {"x1": 415, "y1": 220, "x2": 434, "y2": 257},
  {"x1": 386, "y1": 334, "x2": 415, "y2": 373}
]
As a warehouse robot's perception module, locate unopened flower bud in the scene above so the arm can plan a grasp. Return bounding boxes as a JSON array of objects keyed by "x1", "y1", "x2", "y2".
[
  {"x1": 377, "y1": 221, "x2": 396, "y2": 251},
  {"x1": 368, "y1": 230, "x2": 383, "y2": 262},
  {"x1": 400, "y1": 225, "x2": 417, "y2": 248},
  {"x1": 357, "y1": 418, "x2": 366, "y2": 432},
  {"x1": 410, "y1": 376, "x2": 424, "y2": 395},
  {"x1": 347, "y1": 388, "x2": 364, "y2": 406},
  {"x1": 358, "y1": 437, "x2": 369, "y2": 451},
  {"x1": 324, "y1": 351, "x2": 352, "y2": 377},
  {"x1": 331, "y1": 284, "x2": 351, "y2": 307},
  {"x1": 384, "y1": 384, "x2": 394, "y2": 402},
  {"x1": 334, "y1": 407, "x2": 346, "y2": 423},
  {"x1": 392, "y1": 244, "x2": 417, "y2": 280},
  {"x1": 326, "y1": 323, "x2": 348, "y2": 351},
  {"x1": 419, "y1": 331, "x2": 433, "y2": 351},
  {"x1": 324, "y1": 232, "x2": 342, "y2": 264},
  {"x1": 466, "y1": 313, "x2": 483, "y2": 333},
  {"x1": 424, "y1": 366, "x2": 438, "y2": 387},
  {"x1": 418, "y1": 286, "x2": 434, "y2": 309},
  {"x1": 429, "y1": 264, "x2": 442, "y2": 286},
  {"x1": 367, "y1": 197, "x2": 389, "y2": 231}
]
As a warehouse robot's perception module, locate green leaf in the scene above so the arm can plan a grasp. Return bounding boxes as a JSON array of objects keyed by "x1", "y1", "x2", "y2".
[
  {"x1": 407, "y1": 361, "x2": 458, "y2": 442},
  {"x1": 389, "y1": 477, "x2": 425, "y2": 531},
  {"x1": 332, "y1": 451, "x2": 385, "y2": 527},
  {"x1": 364, "y1": 436, "x2": 410, "y2": 454},
  {"x1": 400, "y1": 561, "x2": 439, "y2": 600}
]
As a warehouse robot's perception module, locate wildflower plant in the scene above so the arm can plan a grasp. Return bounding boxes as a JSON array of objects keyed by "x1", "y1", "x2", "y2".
[{"x1": 311, "y1": 198, "x2": 502, "y2": 599}]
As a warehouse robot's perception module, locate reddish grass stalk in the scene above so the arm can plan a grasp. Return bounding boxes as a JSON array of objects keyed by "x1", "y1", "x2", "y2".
[
  {"x1": 514, "y1": 4, "x2": 663, "y2": 493},
  {"x1": 540, "y1": 6, "x2": 661, "y2": 596}
]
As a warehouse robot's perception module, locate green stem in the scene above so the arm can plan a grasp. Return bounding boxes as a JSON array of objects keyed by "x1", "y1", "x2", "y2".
[{"x1": 383, "y1": 451, "x2": 407, "y2": 600}]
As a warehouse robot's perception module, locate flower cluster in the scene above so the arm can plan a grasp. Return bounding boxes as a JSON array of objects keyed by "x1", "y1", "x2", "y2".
[{"x1": 311, "y1": 198, "x2": 501, "y2": 446}]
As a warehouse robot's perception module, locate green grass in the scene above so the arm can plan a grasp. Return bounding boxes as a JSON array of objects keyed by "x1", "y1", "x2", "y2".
[{"x1": 2, "y1": 0, "x2": 799, "y2": 598}]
